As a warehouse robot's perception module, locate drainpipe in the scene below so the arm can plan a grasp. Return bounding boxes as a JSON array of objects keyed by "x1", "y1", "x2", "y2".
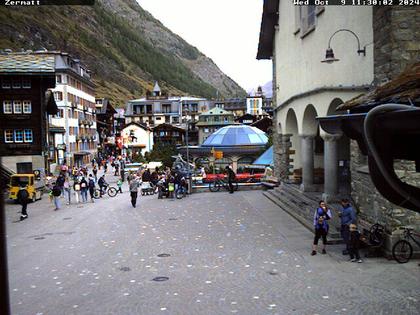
[{"x1": 364, "y1": 103, "x2": 420, "y2": 209}]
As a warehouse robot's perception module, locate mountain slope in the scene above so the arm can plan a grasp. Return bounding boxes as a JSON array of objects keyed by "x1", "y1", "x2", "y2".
[{"x1": 0, "y1": 0, "x2": 246, "y2": 106}]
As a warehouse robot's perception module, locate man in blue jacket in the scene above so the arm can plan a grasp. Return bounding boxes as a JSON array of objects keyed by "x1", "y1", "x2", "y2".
[{"x1": 340, "y1": 198, "x2": 356, "y2": 255}]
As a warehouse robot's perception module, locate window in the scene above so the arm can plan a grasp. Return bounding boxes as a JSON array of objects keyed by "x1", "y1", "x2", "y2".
[
  {"x1": 2, "y1": 80, "x2": 11, "y2": 89},
  {"x1": 13, "y1": 101, "x2": 22, "y2": 114},
  {"x1": 3, "y1": 101, "x2": 12, "y2": 114},
  {"x1": 160, "y1": 131, "x2": 166, "y2": 137},
  {"x1": 4, "y1": 130, "x2": 13, "y2": 143},
  {"x1": 56, "y1": 75, "x2": 62, "y2": 83},
  {"x1": 156, "y1": 117, "x2": 162, "y2": 121},
  {"x1": 23, "y1": 101, "x2": 32, "y2": 114},
  {"x1": 299, "y1": 5, "x2": 321, "y2": 36},
  {"x1": 54, "y1": 92, "x2": 63, "y2": 101},
  {"x1": 12, "y1": 80, "x2": 21, "y2": 89},
  {"x1": 204, "y1": 128, "x2": 209, "y2": 133},
  {"x1": 24, "y1": 129, "x2": 33, "y2": 142},
  {"x1": 14, "y1": 130, "x2": 23, "y2": 143},
  {"x1": 22, "y1": 79, "x2": 31, "y2": 88}
]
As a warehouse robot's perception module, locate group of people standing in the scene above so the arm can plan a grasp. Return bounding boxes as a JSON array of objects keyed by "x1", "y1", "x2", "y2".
[{"x1": 311, "y1": 198, "x2": 362, "y2": 263}]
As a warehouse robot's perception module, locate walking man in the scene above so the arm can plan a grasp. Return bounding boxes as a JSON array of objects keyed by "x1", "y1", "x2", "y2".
[
  {"x1": 339, "y1": 198, "x2": 357, "y2": 255},
  {"x1": 17, "y1": 185, "x2": 29, "y2": 221},
  {"x1": 225, "y1": 165, "x2": 236, "y2": 194},
  {"x1": 88, "y1": 174, "x2": 96, "y2": 203},
  {"x1": 52, "y1": 183, "x2": 62, "y2": 210},
  {"x1": 129, "y1": 175, "x2": 140, "y2": 208}
]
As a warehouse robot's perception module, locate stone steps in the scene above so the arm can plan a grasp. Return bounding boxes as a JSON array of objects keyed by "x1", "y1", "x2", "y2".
[{"x1": 264, "y1": 183, "x2": 342, "y2": 243}]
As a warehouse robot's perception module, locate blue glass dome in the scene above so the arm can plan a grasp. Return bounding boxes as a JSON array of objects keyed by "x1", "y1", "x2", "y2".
[{"x1": 202, "y1": 125, "x2": 268, "y2": 147}]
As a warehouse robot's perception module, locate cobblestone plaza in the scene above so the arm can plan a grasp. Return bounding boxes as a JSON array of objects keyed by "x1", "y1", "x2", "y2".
[{"x1": 5, "y1": 183, "x2": 420, "y2": 315}]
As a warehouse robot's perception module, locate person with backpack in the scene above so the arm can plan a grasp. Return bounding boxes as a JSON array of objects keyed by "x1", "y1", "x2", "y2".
[
  {"x1": 88, "y1": 174, "x2": 96, "y2": 203},
  {"x1": 311, "y1": 200, "x2": 332, "y2": 256},
  {"x1": 73, "y1": 178, "x2": 81, "y2": 203},
  {"x1": 52, "y1": 183, "x2": 62, "y2": 210},
  {"x1": 56, "y1": 174, "x2": 65, "y2": 197},
  {"x1": 80, "y1": 177, "x2": 88, "y2": 203},
  {"x1": 17, "y1": 185, "x2": 29, "y2": 221}
]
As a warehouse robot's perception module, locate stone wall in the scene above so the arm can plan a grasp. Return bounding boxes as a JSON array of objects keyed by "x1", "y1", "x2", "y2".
[
  {"x1": 373, "y1": 6, "x2": 420, "y2": 84},
  {"x1": 272, "y1": 133, "x2": 292, "y2": 181}
]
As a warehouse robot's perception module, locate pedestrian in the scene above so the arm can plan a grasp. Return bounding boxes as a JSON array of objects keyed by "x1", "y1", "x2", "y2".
[
  {"x1": 17, "y1": 185, "x2": 29, "y2": 221},
  {"x1": 339, "y1": 198, "x2": 357, "y2": 255},
  {"x1": 311, "y1": 200, "x2": 332, "y2": 256},
  {"x1": 56, "y1": 173, "x2": 65, "y2": 197},
  {"x1": 98, "y1": 175, "x2": 107, "y2": 197},
  {"x1": 349, "y1": 224, "x2": 363, "y2": 263},
  {"x1": 225, "y1": 165, "x2": 236, "y2": 194},
  {"x1": 120, "y1": 167, "x2": 125, "y2": 182},
  {"x1": 63, "y1": 177, "x2": 71, "y2": 205},
  {"x1": 117, "y1": 178, "x2": 123, "y2": 194},
  {"x1": 103, "y1": 161, "x2": 108, "y2": 173},
  {"x1": 52, "y1": 183, "x2": 62, "y2": 210},
  {"x1": 129, "y1": 176, "x2": 140, "y2": 208},
  {"x1": 88, "y1": 174, "x2": 96, "y2": 203},
  {"x1": 80, "y1": 176, "x2": 88, "y2": 203},
  {"x1": 92, "y1": 165, "x2": 98, "y2": 181},
  {"x1": 73, "y1": 178, "x2": 81, "y2": 203}
]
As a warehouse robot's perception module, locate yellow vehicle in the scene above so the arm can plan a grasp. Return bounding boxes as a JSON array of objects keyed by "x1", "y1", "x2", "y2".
[{"x1": 9, "y1": 174, "x2": 44, "y2": 202}]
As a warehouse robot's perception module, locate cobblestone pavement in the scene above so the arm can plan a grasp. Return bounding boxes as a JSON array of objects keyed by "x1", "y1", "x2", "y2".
[{"x1": 5, "y1": 174, "x2": 420, "y2": 315}]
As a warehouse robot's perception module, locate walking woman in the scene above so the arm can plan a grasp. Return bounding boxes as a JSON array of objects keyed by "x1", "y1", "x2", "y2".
[{"x1": 311, "y1": 200, "x2": 332, "y2": 255}]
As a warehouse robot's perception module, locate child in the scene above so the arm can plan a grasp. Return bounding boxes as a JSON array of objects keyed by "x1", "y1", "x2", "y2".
[
  {"x1": 117, "y1": 179, "x2": 123, "y2": 194},
  {"x1": 349, "y1": 224, "x2": 363, "y2": 263}
]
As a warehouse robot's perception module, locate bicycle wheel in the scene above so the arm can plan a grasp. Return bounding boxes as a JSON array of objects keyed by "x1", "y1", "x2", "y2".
[
  {"x1": 392, "y1": 240, "x2": 413, "y2": 263},
  {"x1": 108, "y1": 187, "x2": 118, "y2": 197},
  {"x1": 209, "y1": 181, "x2": 220, "y2": 192},
  {"x1": 175, "y1": 188, "x2": 185, "y2": 199},
  {"x1": 93, "y1": 189, "x2": 101, "y2": 199}
]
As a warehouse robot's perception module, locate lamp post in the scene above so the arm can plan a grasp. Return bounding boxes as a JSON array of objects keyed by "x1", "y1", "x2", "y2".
[
  {"x1": 321, "y1": 29, "x2": 366, "y2": 64},
  {"x1": 184, "y1": 104, "x2": 192, "y2": 194}
]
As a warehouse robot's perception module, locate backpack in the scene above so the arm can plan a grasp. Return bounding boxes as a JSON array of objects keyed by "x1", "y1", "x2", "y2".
[
  {"x1": 88, "y1": 179, "x2": 95, "y2": 189},
  {"x1": 52, "y1": 186, "x2": 61, "y2": 197},
  {"x1": 17, "y1": 189, "x2": 29, "y2": 202}
]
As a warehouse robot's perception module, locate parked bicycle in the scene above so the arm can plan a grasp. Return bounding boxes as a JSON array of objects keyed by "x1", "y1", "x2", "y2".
[
  {"x1": 93, "y1": 184, "x2": 118, "y2": 199},
  {"x1": 209, "y1": 178, "x2": 238, "y2": 192},
  {"x1": 392, "y1": 226, "x2": 420, "y2": 263}
]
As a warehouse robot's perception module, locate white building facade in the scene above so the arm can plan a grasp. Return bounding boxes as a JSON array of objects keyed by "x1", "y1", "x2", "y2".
[
  {"x1": 258, "y1": 2, "x2": 374, "y2": 200},
  {"x1": 50, "y1": 52, "x2": 97, "y2": 166}
]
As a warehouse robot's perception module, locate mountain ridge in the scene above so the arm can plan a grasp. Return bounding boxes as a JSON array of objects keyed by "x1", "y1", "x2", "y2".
[{"x1": 0, "y1": 0, "x2": 246, "y2": 106}]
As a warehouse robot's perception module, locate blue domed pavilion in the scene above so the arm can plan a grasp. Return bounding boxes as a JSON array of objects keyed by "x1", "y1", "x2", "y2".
[{"x1": 180, "y1": 124, "x2": 268, "y2": 172}]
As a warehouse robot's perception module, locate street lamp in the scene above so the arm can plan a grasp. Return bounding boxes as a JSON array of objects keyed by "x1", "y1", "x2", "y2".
[{"x1": 321, "y1": 29, "x2": 366, "y2": 64}]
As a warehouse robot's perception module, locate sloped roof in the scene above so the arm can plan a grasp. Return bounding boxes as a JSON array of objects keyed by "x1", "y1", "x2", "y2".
[
  {"x1": 253, "y1": 146, "x2": 273, "y2": 166},
  {"x1": 200, "y1": 107, "x2": 234, "y2": 116},
  {"x1": 338, "y1": 62, "x2": 420, "y2": 110},
  {"x1": 0, "y1": 52, "x2": 55, "y2": 73}
]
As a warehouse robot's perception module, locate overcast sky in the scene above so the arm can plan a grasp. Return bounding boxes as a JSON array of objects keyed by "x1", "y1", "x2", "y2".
[{"x1": 137, "y1": 0, "x2": 272, "y2": 92}]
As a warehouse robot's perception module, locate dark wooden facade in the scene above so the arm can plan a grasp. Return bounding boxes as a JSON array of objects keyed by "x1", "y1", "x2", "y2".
[
  {"x1": 152, "y1": 123, "x2": 186, "y2": 147},
  {"x1": 0, "y1": 74, "x2": 57, "y2": 163}
]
